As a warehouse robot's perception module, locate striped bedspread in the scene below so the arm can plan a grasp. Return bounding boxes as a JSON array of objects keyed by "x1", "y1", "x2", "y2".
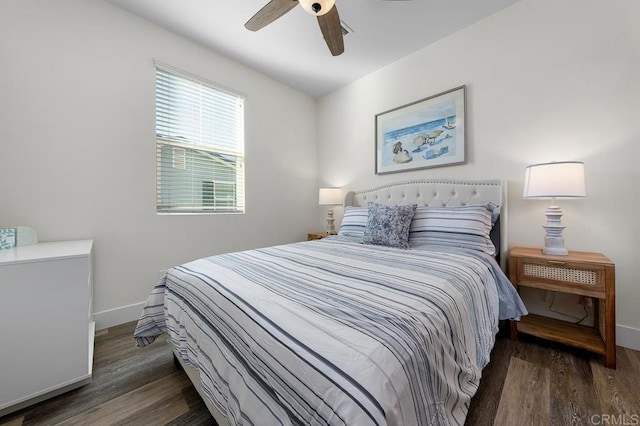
[{"x1": 134, "y1": 238, "x2": 526, "y2": 425}]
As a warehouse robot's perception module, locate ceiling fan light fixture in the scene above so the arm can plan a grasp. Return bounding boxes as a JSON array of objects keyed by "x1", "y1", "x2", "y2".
[{"x1": 298, "y1": 0, "x2": 336, "y2": 16}]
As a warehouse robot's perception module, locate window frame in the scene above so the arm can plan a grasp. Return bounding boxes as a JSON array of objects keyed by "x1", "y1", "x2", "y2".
[{"x1": 154, "y1": 62, "x2": 246, "y2": 215}]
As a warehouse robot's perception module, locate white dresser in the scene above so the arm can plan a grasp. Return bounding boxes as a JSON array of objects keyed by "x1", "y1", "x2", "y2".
[{"x1": 0, "y1": 240, "x2": 94, "y2": 416}]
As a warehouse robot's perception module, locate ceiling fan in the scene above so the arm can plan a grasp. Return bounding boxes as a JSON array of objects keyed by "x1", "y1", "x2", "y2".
[{"x1": 245, "y1": 0, "x2": 410, "y2": 57}]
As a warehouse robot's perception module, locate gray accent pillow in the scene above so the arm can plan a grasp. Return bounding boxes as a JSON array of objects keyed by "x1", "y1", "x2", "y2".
[{"x1": 363, "y1": 203, "x2": 417, "y2": 249}]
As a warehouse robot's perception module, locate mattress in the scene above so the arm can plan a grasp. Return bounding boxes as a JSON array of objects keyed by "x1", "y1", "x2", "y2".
[{"x1": 134, "y1": 237, "x2": 526, "y2": 425}]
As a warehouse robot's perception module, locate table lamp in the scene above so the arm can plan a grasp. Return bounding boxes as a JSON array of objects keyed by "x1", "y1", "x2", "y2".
[
  {"x1": 523, "y1": 161, "x2": 586, "y2": 255},
  {"x1": 319, "y1": 188, "x2": 342, "y2": 234}
]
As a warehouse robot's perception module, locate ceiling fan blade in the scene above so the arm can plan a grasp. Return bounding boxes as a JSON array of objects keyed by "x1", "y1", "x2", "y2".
[
  {"x1": 317, "y1": 5, "x2": 344, "y2": 56},
  {"x1": 245, "y1": 0, "x2": 299, "y2": 31}
]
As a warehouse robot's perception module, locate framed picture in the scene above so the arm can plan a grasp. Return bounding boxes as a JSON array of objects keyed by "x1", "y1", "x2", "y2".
[
  {"x1": 375, "y1": 85, "x2": 466, "y2": 174},
  {"x1": 0, "y1": 228, "x2": 16, "y2": 250}
]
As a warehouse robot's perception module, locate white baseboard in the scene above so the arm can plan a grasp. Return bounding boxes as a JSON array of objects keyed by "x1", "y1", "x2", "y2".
[
  {"x1": 617, "y1": 324, "x2": 640, "y2": 351},
  {"x1": 94, "y1": 302, "x2": 146, "y2": 331}
]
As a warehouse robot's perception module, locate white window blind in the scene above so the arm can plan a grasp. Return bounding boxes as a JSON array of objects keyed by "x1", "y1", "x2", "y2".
[{"x1": 155, "y1": 65, "x2": 245, "y2": 214}]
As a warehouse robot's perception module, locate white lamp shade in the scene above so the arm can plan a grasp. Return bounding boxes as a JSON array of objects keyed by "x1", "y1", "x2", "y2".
[
  {"x1": 319, "y1": 187, "x2": 342, "y2": 205},
  {"x1": 523, "y1": 161, "x2": 586, "y2": 199},
  {"x1": 299, "y1": 0, "x2": 336, "y2": 16}
]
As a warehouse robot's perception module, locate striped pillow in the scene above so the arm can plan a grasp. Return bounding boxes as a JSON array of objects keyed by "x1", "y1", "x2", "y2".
[
  {"x1": 337, "y1": 206, "x2": 368, "y2": 238},
  {"x1": 409, "y1": 205, "x2": 496, "y2": 254}
]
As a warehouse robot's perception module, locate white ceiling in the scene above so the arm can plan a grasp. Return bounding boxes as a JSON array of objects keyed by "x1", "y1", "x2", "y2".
[{"x1": 106, "y1": 0, "x2": 521, "y2": 97}]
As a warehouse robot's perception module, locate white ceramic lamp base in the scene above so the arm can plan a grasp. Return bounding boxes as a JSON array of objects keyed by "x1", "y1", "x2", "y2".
[
  {"x1": 325, "y1": 208, "x2": 336, "y2": 234},
  {"x1": 542, "y1": 205, "x2": 568, "y2": 255}
]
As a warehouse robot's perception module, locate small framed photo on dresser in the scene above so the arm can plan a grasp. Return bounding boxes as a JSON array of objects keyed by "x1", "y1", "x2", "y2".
[{"x1": 0, "y1": 228, "x2": 17, "y2": 250}]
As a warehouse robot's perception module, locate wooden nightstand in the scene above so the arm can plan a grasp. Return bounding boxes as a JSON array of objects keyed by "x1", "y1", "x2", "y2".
[
  {"x1": 307, "y1": 232, "x2": 329, "y2": 241},
  {"x1": 509, "y1": 247, "x2": 616, "y2": 368}
]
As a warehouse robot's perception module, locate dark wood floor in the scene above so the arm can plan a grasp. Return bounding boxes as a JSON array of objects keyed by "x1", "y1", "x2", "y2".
[
  {"x1": 1, "y1": 322, "x2": 638, "y2": 425},
  {"x1": 466, "y1": 334, "x2": 640, "y2": 425}
]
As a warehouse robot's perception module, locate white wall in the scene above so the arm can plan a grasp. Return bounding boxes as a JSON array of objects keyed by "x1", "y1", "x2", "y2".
[
  {"x1": 0, "y1": 0, "x2": 318, "y2": 327},
  {"x1": 318, "y1": 0, "x2": 640, "y2": 346}
]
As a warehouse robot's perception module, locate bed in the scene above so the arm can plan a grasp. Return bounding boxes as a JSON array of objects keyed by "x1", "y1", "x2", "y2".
[{"x1": 134, "y1": 179, "x2": 527, "y2": 426}]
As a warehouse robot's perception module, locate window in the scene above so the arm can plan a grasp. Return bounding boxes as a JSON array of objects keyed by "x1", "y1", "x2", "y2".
[{"x1": 155, "y1": 64, "x2": 245, "y2": 213}]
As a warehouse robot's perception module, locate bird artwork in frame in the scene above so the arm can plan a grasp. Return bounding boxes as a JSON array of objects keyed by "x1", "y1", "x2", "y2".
[{"x1": 375, "y1": 86, "x2": 467, "y2": 174}]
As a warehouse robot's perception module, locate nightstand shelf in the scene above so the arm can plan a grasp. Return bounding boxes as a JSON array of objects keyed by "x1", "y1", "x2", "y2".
[
  {"x1": 518, "y1": 314, "x2": 606, "y2": 356},
  {"x1": 509, "y1": 247, "x2": 616, "y2": 368}
]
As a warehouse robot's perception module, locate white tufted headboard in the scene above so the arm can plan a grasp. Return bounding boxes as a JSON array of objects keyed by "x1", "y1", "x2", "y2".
[{"x1": 344, "y1": 179, "x2": 507, "y2": 269}]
